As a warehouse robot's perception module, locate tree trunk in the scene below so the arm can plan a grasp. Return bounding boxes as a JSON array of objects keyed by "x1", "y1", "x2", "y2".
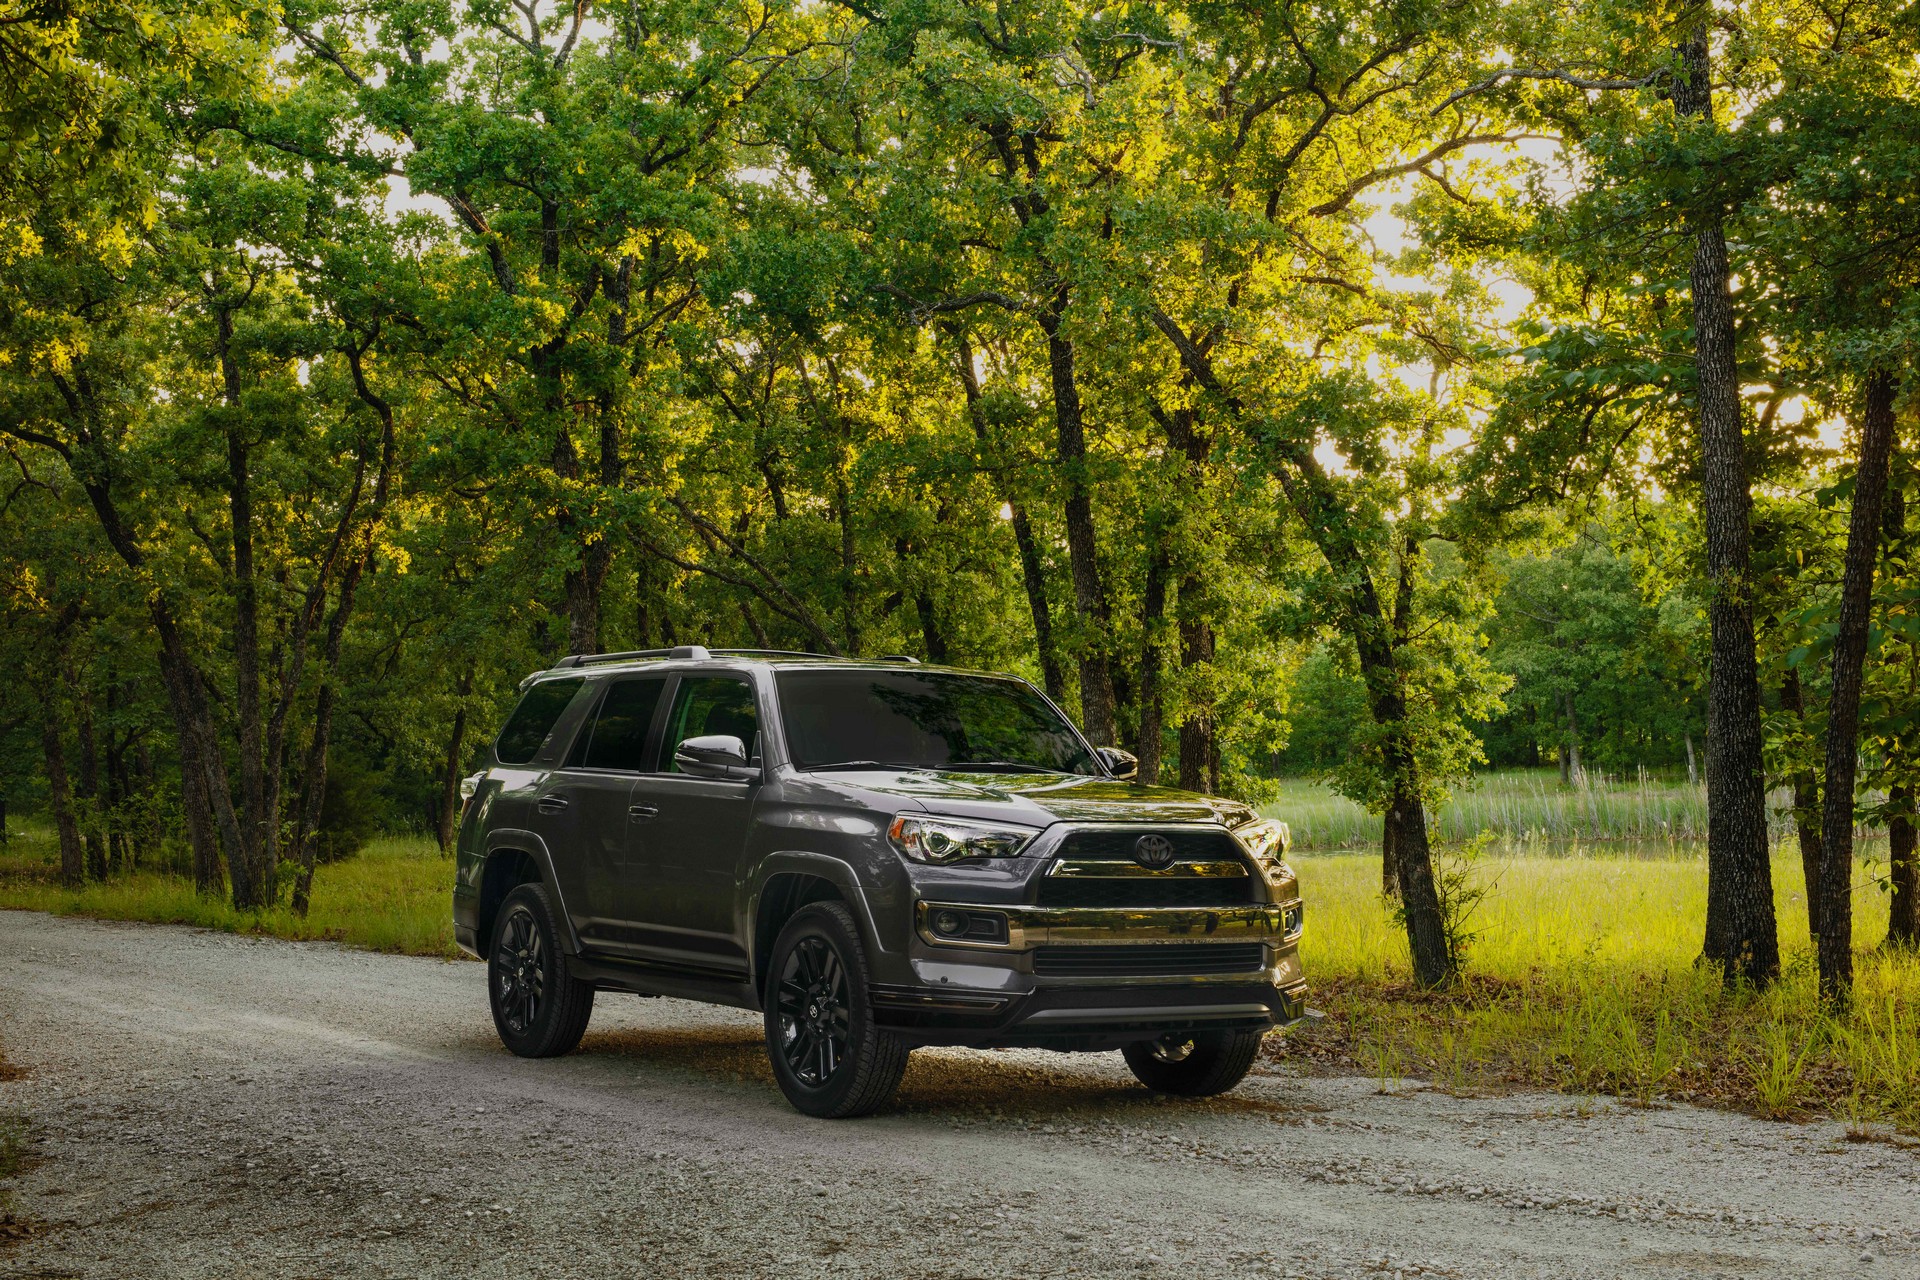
[
  {"x1": 435, "y1": 669, "x2": 475, "y2": 853},
  {"x1": 1136, "y1": 543, "x2": 1171, "y2": 785},
  {"x1": 71, "y1": 673, "x2": 104, "y2": 880},
  {"x1": 1781, "y1": 667, "x2": 1824, "y2": 943},
  {"x1": 1040, "y1": 306, "x2": 1118, "y2": 744},
  {"x1": 1381, "y1": 811, "x2": 1400, "y2": 897},
  {"x1": 1563, "y1": 692, "x2": 1584, "y2": 787},
  {"x1": 1684, "y1": 732, "x2": 1697, "y2": 786},
  {"x1": 1888, "y1": 785, "x2": 1918, "y2": 949},
  {"x1": 40, "y1": 702, "x2": 84, "y2": 889},
  {"x1": 1887, "y1": 473, "x2": 1916, "y2": 950},
  {"x1": 1816, "y1": 371, "x2": 1898, "y2": 998},
  {"x1": 953, "y1": 333, "x2": 1066, "y2": 700},
  {"x1": 1177, "y1": 601, "x2": 1215, "y2": 794},
  {"x1": 216, "y1": 305, "x2": 276, "y2": 909},
  {"x1": 1675, "y1": 25, "x2": 1779, "y2": 987}
]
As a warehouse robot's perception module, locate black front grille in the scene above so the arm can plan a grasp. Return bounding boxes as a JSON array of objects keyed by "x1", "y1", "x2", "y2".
[
  {"x1": 1035, "y1": 876, "x2": 1252, "y2": 909},
  {"x1": 1056, "y1": 828, "x2": 1245, "y2": 862},
  {"x1": 1031, "y1": 943, "x2": 1267, "y2": 976}
]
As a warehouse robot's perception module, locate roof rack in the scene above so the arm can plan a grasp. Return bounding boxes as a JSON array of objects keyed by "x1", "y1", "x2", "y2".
[
  {"x1": 874, "y1": 654, "x2": 922, "y2": 664},
  {"x1": 552, "y1": 645, "x2": 710, "y2": 668},
  {"x1": 551, "y1": 645, "x2": 852, "y2": 670}
]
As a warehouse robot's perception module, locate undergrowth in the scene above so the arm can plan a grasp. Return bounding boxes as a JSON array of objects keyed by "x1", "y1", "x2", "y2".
[{"x1": 1275, "y1": 849, "x2": 1920, "y2": 1133}]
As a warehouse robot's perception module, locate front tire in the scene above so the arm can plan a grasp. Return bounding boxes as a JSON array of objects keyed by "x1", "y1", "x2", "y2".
[
  {"x1": 763, "y1": 901, "x2": 909, "y2": 1118},
  {"x1": 489, "y1": 881, "x2": 594, "y2": 1058},
  {"x1": 1122, "y1": 1028, "x2": 1265, "y2": 1096}
]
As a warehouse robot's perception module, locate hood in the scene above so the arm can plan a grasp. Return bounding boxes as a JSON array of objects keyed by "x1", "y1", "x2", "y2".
[{"x1": 805, "y1": 768, "x2": 1254, "y2": 829}]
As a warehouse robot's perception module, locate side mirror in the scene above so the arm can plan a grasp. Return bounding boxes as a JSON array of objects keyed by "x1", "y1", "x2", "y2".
[
  {"x1": 1096, "y1": 746, "x2": 1139, "y2": 782},
  {"x1": 674, "y1": 734, "x2": 760, "y2": 782}
]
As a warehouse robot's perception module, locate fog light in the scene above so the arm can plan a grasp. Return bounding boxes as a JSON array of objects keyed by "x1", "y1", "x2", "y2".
[{"x1": 933, "y1": 910, "x2": 966, "y2": 936}]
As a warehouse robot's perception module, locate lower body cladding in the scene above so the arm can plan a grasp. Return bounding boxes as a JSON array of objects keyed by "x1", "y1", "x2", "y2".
[{"x1": 870, "y1": 900, "x2": 1309, "y2": 1052}]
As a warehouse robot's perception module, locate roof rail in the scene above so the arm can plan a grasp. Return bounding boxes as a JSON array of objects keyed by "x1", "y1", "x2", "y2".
[
  {"x1": 874, "y1": 654, "x2": 922, "y2": 664},
  {"x1": 552, "y1": 645, "x2": 710, "y2": 669},
  {"x1": 707, "y1": 648, "x2": 839, "y2": 660}
]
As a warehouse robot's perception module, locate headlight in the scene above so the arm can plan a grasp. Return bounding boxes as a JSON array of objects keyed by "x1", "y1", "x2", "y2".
[
  {"x1": 888, "y1": 814, "x2": 1037, "y2": 864},
  {"x1": 1235, "y1": 818, "x2": 1290, "y2": 862}
]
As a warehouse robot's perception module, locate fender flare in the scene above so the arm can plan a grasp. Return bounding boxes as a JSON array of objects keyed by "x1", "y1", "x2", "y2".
[
  {"x1": 483, "y1": 828, "x2": 584, "y2": 954},
  {"x1": 746, "y1": 851, "x2": 888, "y2": 979}
]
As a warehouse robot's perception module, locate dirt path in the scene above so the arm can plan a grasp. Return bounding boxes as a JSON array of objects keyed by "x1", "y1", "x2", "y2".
[{"x1": 0, "y1": 910, "x2": 1912, "y2": 1279}]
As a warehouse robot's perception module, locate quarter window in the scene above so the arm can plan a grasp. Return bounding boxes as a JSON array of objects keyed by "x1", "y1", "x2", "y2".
[{"x1": 494, "y1": 678, "x2": 585, "y2": 765}]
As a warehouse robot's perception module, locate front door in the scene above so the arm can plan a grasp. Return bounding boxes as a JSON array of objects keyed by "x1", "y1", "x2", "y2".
[
  {"x1": 542, "y1": 674, "x2": 667, "y2": 957},
  {"x1": 621, "y1": 673, "x2": 761, "y2": 978}
]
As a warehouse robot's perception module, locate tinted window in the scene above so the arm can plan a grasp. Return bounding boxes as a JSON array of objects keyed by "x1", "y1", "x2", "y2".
[
  {"x1": 664, "y1": 677, "x2": 760, "y2": 772},
  {"x1": 572, "y1": 677, "x2": 666, "y2": 772},
  {"x1": 775, "y1": 671, "x2": 1097, "y2": 775},
  {"x1": 495, "y1": 678, "x2": 585, "y2": 764}
]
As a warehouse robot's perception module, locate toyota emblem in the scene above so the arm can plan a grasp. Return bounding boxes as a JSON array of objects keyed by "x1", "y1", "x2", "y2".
[{"x1": 1133, "y1": 833, "x2": 1176, "y2": 870}]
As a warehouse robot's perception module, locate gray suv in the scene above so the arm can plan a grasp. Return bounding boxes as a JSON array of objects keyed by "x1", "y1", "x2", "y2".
[{"x1": 453, "y1": 647, "x2": 1307, "y2": 1117}]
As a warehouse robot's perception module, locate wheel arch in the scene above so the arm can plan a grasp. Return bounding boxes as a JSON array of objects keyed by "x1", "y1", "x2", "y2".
[
  {"x1": 750, "y1": 856, "x2": 878, "y2": 1002},
  {"x1": 478, "y1": 830, "x2": 580, "y2": 954}
]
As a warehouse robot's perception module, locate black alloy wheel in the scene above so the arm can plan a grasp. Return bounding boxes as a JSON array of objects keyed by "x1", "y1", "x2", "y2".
[
  {"x1": 488, "y1": 880, "x2": 595, "y2": 1058},
  {"x1": 776, "y1": 935, "x2": 850, "y2": 1086},
  {"x1": 1121, "y1": 1027, "x2": 1266, "y2": 1097},
  {"x1": 762, "y1": 901, "x2": 909, "y2": 1118},
  {"x1": 494, "y1": 904, "x2": 546, "y2": 1036}
]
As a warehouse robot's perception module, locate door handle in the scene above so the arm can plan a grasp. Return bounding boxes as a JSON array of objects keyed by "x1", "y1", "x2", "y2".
[
  {"x1": 536, "y1": 794, "x2": 570, "y2": 813},
  {"x1": 627, "y1": 804, "x2": 660, "y2": 820}
]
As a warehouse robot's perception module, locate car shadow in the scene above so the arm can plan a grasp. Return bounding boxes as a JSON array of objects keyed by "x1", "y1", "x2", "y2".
[{"x1": 573, "y1": 1023, "x2": 1306, "y2": 1122}]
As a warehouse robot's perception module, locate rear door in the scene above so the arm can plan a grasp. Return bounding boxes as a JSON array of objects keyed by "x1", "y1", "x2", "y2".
[
  {"x1": 531, "y1": 674, "x2": 668, "y2": 956},
  {"x1": 619, "y1": 673, "x2": 763, "y2": 977}
]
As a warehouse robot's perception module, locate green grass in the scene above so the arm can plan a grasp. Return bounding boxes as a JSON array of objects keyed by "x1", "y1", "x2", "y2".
[
  {"x1": 1282, "y1": 846, "x2": 1920, "y2": 1131},
  {"x1": 1264, "y1": 766, "x2": 1868, "y2": 851},
  {"x1": 0, "y1": 830, "x2": 460, "y2": 958}
]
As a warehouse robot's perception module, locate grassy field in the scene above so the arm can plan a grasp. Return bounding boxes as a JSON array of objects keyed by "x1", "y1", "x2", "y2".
[
  {"x1": 1282, "y1": 848, "x2": 1920, "y2": 1133},
  {"x1": 3, "y1": 782, "x2": 1917, "y2": 1132},
  {"x1": 1263, "y1": 766, "x2": 1858, "y2": 851},
  {"x1": 0, "y1": 831, "x2": 459, "y2": 958}
]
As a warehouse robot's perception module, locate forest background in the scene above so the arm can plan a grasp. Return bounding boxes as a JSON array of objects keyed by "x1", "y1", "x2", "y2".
[{"x1": 3, "y1": 0, "x2": 1919, "y2": 1119}]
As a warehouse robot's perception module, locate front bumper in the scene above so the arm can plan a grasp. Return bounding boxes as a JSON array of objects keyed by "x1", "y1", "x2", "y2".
[
  {"x1": 874, "y1": 899, "x2": 1308, "y2": 1050},
  {"x1": 871, "y1": 976, "x2": 1309, "y2": 1050}
]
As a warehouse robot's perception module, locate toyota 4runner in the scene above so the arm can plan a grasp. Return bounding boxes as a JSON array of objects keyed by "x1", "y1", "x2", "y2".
[{"x1": 453, "y1": 648, "x2": 1306, "y2": 1117}]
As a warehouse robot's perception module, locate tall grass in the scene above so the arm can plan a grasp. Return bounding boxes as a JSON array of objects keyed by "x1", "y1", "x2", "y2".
[
  {"x1": 1266, "y1": 766, "x2": 1879, "y2": 852},
  {"x1": 1286, "y1": 847, "x2": 1920, "y2": 1131},
  {"x1": 0, "y1": 832, "x2": 459, "y2": 957}
]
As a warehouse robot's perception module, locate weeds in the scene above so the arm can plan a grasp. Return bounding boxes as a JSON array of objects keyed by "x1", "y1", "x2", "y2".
[{"x1": 1744, "y1": 1022, "x2": 1822, "y2": 1119}]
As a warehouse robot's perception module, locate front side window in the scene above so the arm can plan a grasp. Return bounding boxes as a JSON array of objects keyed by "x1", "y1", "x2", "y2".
[
  {"x1": 775, "y1": 670, "x2": 1097, "y2": 775},
  {"x1": 571, "y1": 677, "x2": 667, "y2": 772},
  {"x1": 495, "y1": 677, "x2": 585, "y2": 764},
  {"x1": 664, "y1": 677, "x2": 760, "y2": 772}
]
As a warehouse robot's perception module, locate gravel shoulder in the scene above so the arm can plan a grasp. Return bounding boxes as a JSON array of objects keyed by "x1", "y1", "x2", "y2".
[{"x1": 0, "y1": 910, "x2": 1914, "y2": 1280}]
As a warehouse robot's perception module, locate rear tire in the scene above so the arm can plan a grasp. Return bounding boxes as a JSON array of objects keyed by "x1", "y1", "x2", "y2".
[
  {"x1": 1122, "y1": 1028, "x2": 1265, "y2": 1096},
  {"x1": 489, "y1": 881, "x2": 594, "y2": 1058},
  {"x1": 763, "y1": 901, "x2": 909, "y2": 1118}
]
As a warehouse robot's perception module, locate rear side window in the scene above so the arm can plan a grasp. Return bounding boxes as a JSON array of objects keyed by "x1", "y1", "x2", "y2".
[
  {"x1": 495, "y1": 678, "x2": 585, "y2": 764},
  {"x1": 572, "y1": 677, "x2": 667, "y2": 771}
]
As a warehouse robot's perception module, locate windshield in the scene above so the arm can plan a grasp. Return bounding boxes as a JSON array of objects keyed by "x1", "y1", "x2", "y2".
[{"x1": 775, "y1": 670, "x2": 1099, "y2": 775}]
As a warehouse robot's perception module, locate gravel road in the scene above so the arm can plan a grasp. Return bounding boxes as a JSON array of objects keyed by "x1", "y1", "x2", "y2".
[{"x1": 0, "y1": 910, "x2": 1914, "y2": 1280}]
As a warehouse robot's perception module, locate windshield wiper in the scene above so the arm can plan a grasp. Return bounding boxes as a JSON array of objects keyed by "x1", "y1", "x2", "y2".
[
  {"x1": 803, "y1": 760, "x2": 924, "y2": 772},
  {"x1": 944, "y1": 761, "x2": 1060, "y2": 774}
]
